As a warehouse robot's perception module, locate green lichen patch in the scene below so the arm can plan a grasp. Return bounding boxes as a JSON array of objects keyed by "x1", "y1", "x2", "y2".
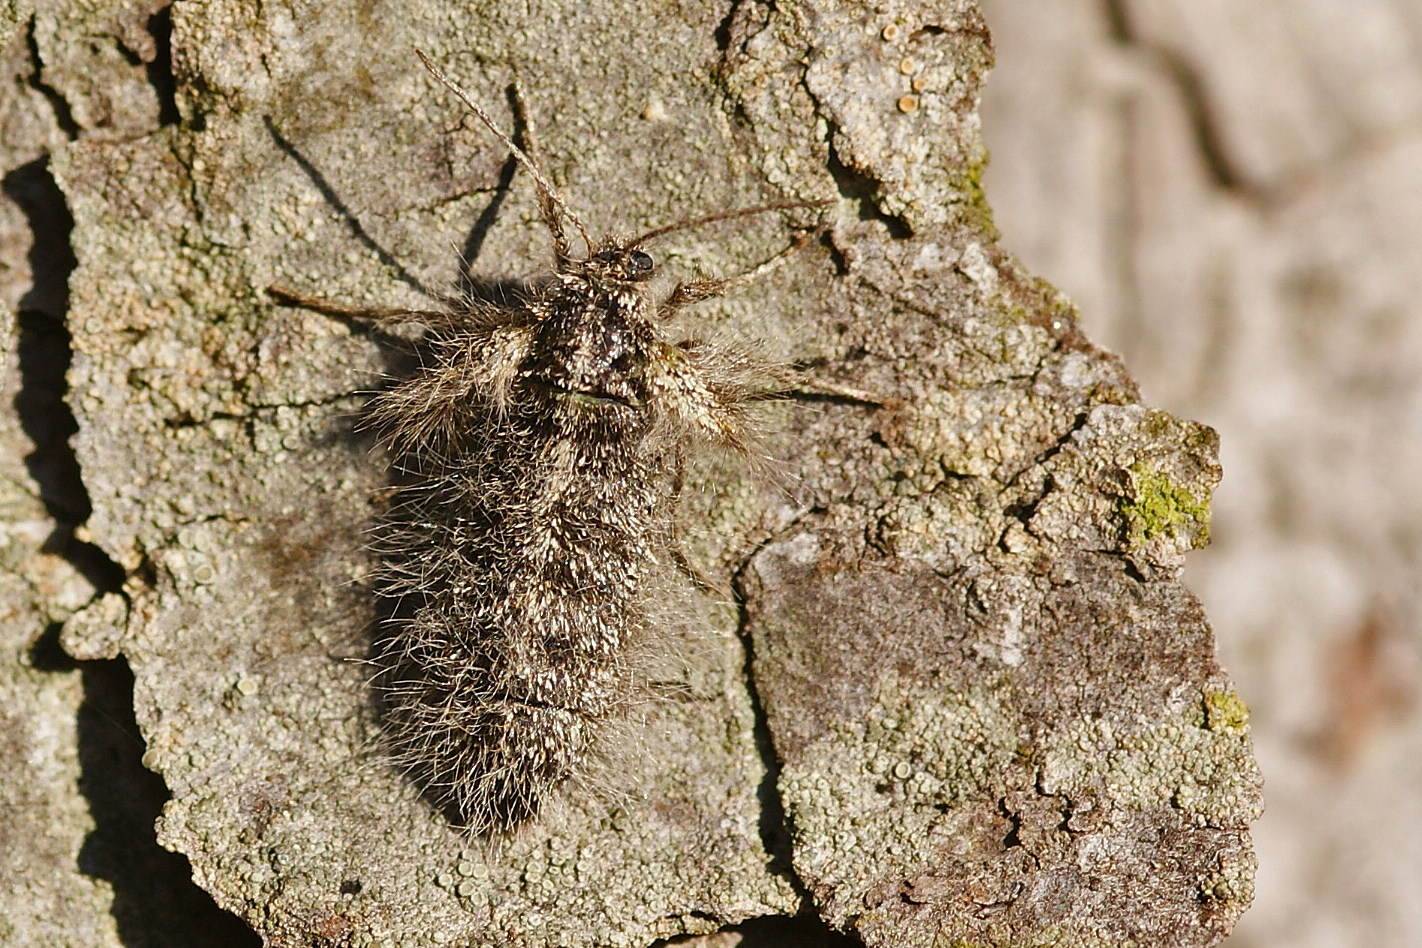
[{"x1": 1121, "y1": 463, "x2": 1212, "y2": 549}]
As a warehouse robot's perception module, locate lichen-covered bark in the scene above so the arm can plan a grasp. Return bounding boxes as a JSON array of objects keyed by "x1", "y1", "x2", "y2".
[
  {"x1": 6, "y1": 0, "x2": 1262, "y2": 945},
  {"x1": 3, "y1": 4, "x2": 271, "y2": 944}
]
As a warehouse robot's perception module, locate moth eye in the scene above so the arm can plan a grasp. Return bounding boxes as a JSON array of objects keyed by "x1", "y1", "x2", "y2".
[{"x1": 628, "y1": 250, "x2": 653, "y2": 274}]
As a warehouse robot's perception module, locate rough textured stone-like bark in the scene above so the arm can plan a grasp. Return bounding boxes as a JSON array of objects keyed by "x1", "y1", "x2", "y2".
[
  {"x1": 6, "y1": 0, "x2": 1258, "y2": 945},
  {"x1": 3, "y1": 6, "x2": 261, "y2": 945}
]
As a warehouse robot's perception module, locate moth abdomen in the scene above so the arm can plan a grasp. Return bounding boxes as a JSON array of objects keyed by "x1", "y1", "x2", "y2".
[{"x1": 372, "y1": 354, "x2": 680, "y2": 832}]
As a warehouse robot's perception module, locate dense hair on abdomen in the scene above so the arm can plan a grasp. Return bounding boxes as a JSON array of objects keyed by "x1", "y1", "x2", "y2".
[{"x1": 369, "y1": 328, "x2": 689, "y2": 833}]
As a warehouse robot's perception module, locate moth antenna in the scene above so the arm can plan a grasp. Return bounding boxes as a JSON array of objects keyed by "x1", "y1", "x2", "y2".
[
  {"x1": 631, "y1": 199, "x2": 835, "y2": 246},
  {"x1": 505, "y1": 85, "x2": 584, "y2": 269},
  {"x1": 415, "y1": 49, "x2": 593, "y2": 265}
]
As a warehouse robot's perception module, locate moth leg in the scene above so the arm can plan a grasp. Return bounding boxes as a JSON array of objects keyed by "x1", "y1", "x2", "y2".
[
  {"x1": 723, "y1": 228, "x2": 814, "y2": 288},
  {"x1": 784, "y1": 374, "x2": 899, "y2": 408},
  {"x1": 267, "y1": 283, "x2": 460, "y2": 335},
  {"x1": 661, "y1": 229, "x2": 822, "y2": 319},
  {"x1": 667, "y1": 453, "x2": 731, "y2": 597},
  {"x1": 664, "y1": 278, "x2": 726, "y2": 313},
  {"x1": 652, "y1": 342, "x2": 764, "y2": 450}
]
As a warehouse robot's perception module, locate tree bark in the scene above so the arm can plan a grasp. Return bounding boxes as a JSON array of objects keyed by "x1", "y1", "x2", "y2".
[{"x1": 3, "y1": 1, "x2": 1259, "y2": 945}]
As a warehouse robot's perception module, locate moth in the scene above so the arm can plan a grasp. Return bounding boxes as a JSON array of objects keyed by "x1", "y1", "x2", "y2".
[{"x1": 272, "y1": 52, "x2": 845, "y2": 834}]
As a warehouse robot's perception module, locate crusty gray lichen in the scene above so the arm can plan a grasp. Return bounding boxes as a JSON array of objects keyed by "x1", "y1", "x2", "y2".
[
  {"x1": 0, "y1": 431, "x2": 118, "y2": 947},
  {"x1": 44, "y1": 0, "x2": 1261, "y2": 945}
]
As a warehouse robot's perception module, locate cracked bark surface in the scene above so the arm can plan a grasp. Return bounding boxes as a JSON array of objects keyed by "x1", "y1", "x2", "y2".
[
  {"x1": 2, "y1": 5, "x2": 260, "y2": 946},
  {"x1": 6, "y1": 0, "x2": 1259, "y2": 945}
]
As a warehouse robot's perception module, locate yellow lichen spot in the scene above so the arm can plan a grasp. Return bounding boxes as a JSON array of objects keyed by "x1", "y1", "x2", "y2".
[
  {"x1": 1204, "y1": 688, "x2": 1251, "y2": 733},
  {"x1": 897, "y1": 95, "x2": 920, "y2": 113}
]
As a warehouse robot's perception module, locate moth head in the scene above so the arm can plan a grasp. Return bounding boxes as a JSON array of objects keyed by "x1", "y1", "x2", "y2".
[
  {"x1": 525, "y1": 240, "x2": 660, "y2": 407},
  {"x1": 580, "y1": 243, "x2": 656, "y2": 285}
]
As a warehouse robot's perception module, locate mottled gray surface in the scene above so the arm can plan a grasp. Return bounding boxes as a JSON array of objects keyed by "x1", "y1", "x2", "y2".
[
  {"x1": 3, "y1": 4, "x2": 260, "y2": 946},
  {"x1": 2, "y1": 10, "x2": 139, "y2": 948},
  {"x1": 5, "y1": 0, "x2": 1258, "y2": 945}
]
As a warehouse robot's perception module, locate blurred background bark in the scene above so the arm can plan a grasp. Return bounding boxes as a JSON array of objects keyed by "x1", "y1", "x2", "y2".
[{"x1": 980, "y1": 2, "x2": 1422, "y2": 946}]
